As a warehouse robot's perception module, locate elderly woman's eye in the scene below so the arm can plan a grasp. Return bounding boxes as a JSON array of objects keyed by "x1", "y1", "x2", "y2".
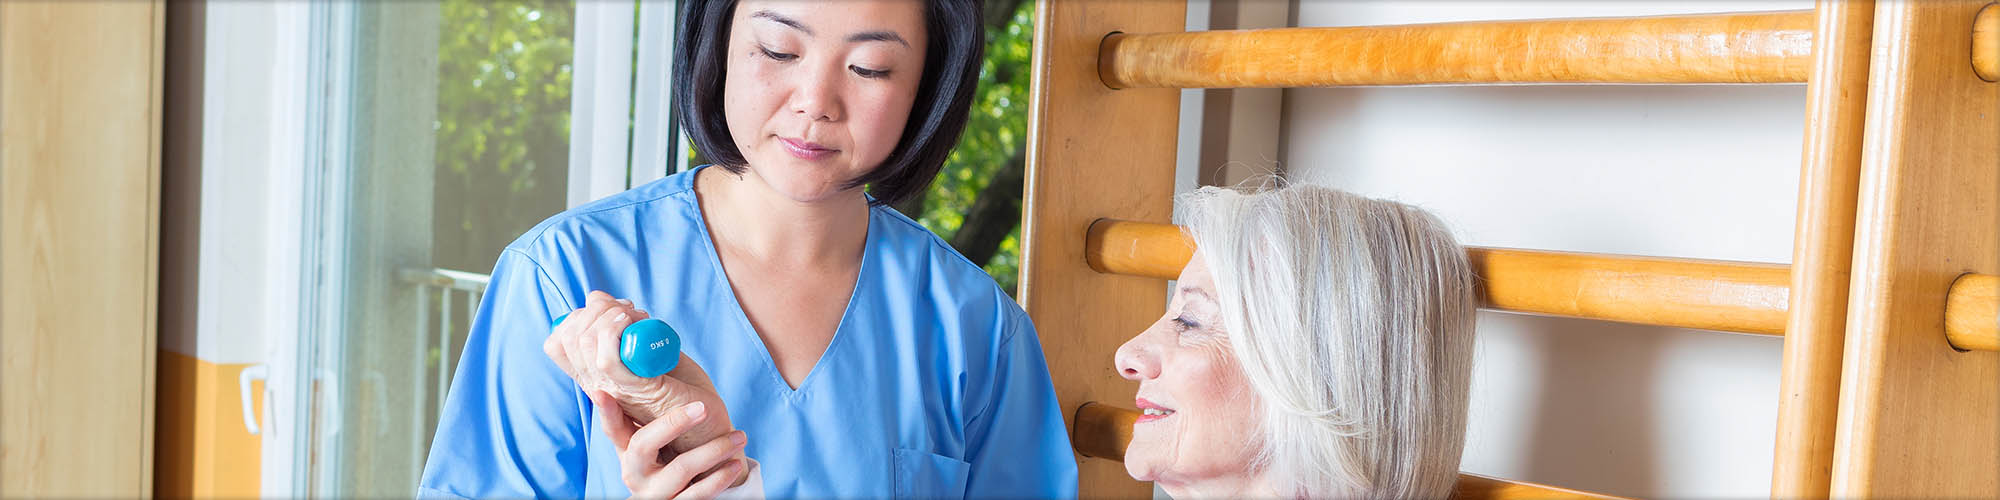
[
  {"x1": 1172, "y1": 316, "x2": 1199, "y2": 330},
  {"x1": 849, "y1": 65, "x2": 890, "y2": 79},
  {"x1": 757, "y1": 46, "x2": 797, "y2": 62}
]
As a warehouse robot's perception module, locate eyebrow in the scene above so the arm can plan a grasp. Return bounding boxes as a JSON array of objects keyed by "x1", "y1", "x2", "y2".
[
  {"x1": 1177, "y1": 286, "x2": 1214, "y2": 303},
  {"x1": 846, "y1": 30, "x2": 911, "y2": 48},
  {"x1": 750, "y1": 11, "x2": 812, "y2": 35},
  {"x1": 749, "y1": 10, "x2": 911, "y2": 48}
]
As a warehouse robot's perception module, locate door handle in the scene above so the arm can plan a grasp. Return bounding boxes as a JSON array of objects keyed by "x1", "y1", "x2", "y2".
[{"x1": 240, "y1": 364, "x2": 269, "y2": 434}]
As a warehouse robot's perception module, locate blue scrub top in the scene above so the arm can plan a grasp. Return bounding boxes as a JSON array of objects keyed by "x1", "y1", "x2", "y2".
[{"x1": 417, "y1": 166, "x2": 1078, "y2": 498}]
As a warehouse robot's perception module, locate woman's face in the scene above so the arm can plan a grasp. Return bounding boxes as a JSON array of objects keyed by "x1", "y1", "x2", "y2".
[
  {"x1": 720, "y1": 0, "x2": 927, "y2": 204},
  {"x1": 1114, "y1": 256, "x2": 1265, "y2": 495}
]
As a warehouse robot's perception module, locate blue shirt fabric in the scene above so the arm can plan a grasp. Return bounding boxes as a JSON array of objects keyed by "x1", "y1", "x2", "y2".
[{"x1": 417, "y1": 166, "x2": 1077, "y2": 498}]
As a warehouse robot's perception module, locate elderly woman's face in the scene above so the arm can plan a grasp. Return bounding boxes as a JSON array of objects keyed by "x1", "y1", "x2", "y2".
[
  {"x1": 1114, "y1": 256, "x2": 1264, "y2": 494},
  {"x1": 720, "y1": 0, "x2": 926, "y2": 203}
]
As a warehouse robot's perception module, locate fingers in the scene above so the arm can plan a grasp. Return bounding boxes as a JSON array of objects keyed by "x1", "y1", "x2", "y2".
[
  {"x1": 672, "y1": 457, "x2": 746, "y2": 500},
  {"x1": 591, "y1": 390, "x2": 637, "y2": 451},
  {"x1": 542, "y1": 331, "x2": 573, "y2": 375},
  {"x1": 546, "y1": 291, "x2": 618, "y2": 373},
  {"x1": 584, "y1": 303, "x2": 646, "y2": 380},
  {"x1": 626, "y1": 402, "x2": 708, "y2": 466},
  {"x1": 647, "y1": 430, "x2": 748, "y2": 498},
  {"x1": 619, "y1": 402, "x2": 715, "y2": 490}
]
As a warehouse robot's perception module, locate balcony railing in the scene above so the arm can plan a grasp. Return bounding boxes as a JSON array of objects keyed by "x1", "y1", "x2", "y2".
[{"x1": 397, "y1": 267, "x2": 489, "y2": 469}]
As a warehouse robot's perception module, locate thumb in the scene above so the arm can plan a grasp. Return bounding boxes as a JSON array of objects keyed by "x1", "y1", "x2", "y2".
[{"x1": 591, "y1": 390, "x2": 638, "y2": 451}]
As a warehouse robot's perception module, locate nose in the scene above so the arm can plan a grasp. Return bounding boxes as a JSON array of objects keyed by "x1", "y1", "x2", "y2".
[
  {"x1": 789, "y1": 64, "x2": 842, "y2": 123},
  {"x1": 1114, "y1": 328, "x2": 1162, "y2": 381}
]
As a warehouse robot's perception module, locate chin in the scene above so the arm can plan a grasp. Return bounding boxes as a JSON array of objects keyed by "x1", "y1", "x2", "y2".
[
  {"x1": 1122, "y1": 448, "x2": 1168, "y2": 483},
  {"x1": 1123, "y1": 457, "x2": 1150, "y2": 482},
  {"x1": 750, "y1": 165, "x2": 854, "y2": 203}
]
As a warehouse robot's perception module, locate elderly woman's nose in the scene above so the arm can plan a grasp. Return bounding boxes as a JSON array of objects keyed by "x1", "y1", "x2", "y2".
[{"x1": 1114, "y1": 334, "x2": 1161, "y2": 381}]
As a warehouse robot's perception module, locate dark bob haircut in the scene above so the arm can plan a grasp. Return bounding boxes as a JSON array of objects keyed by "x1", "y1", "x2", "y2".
[{"x1": 673, "y1": 0, "x2": 985, "y2": 207}]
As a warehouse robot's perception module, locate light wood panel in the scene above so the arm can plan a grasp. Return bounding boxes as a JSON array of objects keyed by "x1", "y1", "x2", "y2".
[
  {"x1": 1770, "y1": 1, "x2": 1874, "y2": 496},
  {"x1": 1, "y1": 0, "x2": 166, "y2": 497},
  {"x1": 1075, "y1": 404, "x2": 1627, "y2": 500},
  {"x1": 1020, "y1": 1, "x2": 1184, "y2": 497},
  {"x1": 1831, "y1": 0, "x2": 2000, "y2": 496},
  {"x1": 1086, "y1": 219, "x2": 1792, "y2": 335},
  {"x1": 1100, "y1": 10, "x2": 1814, "y2": 88}
]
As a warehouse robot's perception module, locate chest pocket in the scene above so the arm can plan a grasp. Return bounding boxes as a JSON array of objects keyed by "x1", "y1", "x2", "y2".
[{"x1": 893, "y1": 447, "x2": 971, "y2": 499}]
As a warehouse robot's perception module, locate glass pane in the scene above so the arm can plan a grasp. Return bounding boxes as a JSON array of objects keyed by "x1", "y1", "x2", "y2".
[
  {"x1": 318, "y1": 0, "x2": 579, "y2": 495},
  {"x1": 896, "y1": 0, "x2": 1035, "y2": 295}
]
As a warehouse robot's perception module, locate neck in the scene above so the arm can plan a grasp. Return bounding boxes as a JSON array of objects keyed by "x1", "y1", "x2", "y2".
[
  {"x1": 1162, "y1": 471, "x2": 1282, "y2": 499},
  {"x1": 694, "y1": 165, "x2": 871, "y2": 267}
]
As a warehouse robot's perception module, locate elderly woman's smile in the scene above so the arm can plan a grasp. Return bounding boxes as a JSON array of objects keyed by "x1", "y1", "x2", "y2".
[
  {"x1": 1134, "y1": 398, "x2": 1173, "y2": 421},
  {"x1": 1116, "y1": 256, "x2": 1267, "y2": 495}
]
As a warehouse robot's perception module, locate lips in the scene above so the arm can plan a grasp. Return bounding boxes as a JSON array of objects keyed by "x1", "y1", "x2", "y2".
[
  {"x1": 1134, "y1": 397, "x2": 1176, "y2": 424},
  {"x1": 779, "y1": 137, "x2": 837, "y2": 161}
]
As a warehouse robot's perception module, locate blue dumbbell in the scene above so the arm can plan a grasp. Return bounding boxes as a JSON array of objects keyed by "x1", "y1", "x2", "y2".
[{"x1": 552, "y1": 312, "x2": 682, "y2": 378}]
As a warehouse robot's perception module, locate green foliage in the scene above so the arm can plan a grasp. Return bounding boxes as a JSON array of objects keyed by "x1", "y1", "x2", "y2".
[
  {"x1": 915, "y1": 1, "x2": 1033, "y2": 293},
  {"x1": 433, "y1": 0, "x2": 574, "y2": 272}
]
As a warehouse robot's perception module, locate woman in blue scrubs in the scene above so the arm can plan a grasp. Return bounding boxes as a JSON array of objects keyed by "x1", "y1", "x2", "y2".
[{"x1": 417, "y1": 0, "x2": 1077, "y2": 497}]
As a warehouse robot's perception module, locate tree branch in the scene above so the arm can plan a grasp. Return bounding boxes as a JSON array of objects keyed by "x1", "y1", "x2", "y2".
[
  {"x1": 948, "y1": 149, "x2": 1025, "y2": 267},
  {"x1": 984, "y1": 0, "x2": 1026, "y2": 33}
]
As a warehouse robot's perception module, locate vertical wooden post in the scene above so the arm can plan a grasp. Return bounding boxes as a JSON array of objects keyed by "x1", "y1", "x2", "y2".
[
  {"x1": 1831, "y1": 0, "x2": 2000, "y2": 496},
  {"x1": 1020, "y1": 1, "x2": 1184, "y2": 497},
  {"x1": 1771, "y1": 0, "x2": 1873, "y2": 497}
]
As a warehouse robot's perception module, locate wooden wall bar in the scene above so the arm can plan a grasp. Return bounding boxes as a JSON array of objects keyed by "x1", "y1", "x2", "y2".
[
  {"x1": 1100, "y1": 10, "x2": 1815, "y2": 88},
  {"x1": 1073, "y1": 403, "x2": 1627, "y2": 500},
  {"x1": 1086, "y1": 219, "x2": 1793, "y2": 336},
  {"x1": 1830, "y1": 0, "x2": 1999, "y2": 496},
  {"x1": 1771, "y1": 0, "x2": 1874, "y2": 496}
]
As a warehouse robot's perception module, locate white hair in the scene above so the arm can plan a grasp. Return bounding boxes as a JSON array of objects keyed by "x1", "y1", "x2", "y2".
[{"x1": 1178, "y1": 182, "x2": 1478, "y2": 498}]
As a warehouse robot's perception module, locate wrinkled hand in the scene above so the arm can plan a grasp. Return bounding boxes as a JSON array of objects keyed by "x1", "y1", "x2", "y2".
[
  {"x1": 591, "y1": 391, "x2": 750, "y2": 499},
  {"x1": 546, "y1": 291, "x2": 736, "y2": 458}
]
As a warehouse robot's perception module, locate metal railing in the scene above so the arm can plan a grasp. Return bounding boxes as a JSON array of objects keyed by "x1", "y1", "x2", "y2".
[{"x1": 397, "y1": 267, "x2": 489, "y2": 470}]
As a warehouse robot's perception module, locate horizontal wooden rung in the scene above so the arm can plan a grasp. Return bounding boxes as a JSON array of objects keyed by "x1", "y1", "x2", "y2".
[
  {"x1": 1976, "y1": 3, "x2": 1996, "y2": 82},
  {"x1": 1100, "y1": 10, "x2": 1814, "y2": 88},
  {"x1": 1087, "y1": 219, "x2": 2000, "y2": 348},
  {"x1": 1087, "y1": 218, "x2": 1791, "y2": 335},
  {"x1": 1073, "y1": 403, "x2": 1628, "y2": 499},
  {"x1": 1945, "y1": 273, "x2": 1999, "y2": 352}
]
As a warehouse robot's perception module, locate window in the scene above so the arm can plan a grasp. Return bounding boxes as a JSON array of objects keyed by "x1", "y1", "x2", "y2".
[{"x1": 255, "y1": 1, "x2": 1035, "y2": 495}]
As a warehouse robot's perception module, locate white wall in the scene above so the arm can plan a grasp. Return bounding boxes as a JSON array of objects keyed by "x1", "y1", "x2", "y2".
[
  {"x1": 1276, "y1": 1, "x2": 1810, "y2": 497},
  {"x1": 170, "y1": 1, "x2": 300, "y2": 366}
]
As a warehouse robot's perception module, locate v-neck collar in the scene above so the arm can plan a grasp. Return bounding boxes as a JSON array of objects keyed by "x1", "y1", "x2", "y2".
[{"x1": 683, "y1": 165, "x2": 874, "y2": 399}]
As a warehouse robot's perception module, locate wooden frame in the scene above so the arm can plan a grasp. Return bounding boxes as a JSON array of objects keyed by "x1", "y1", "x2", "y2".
[
  {"x1": 1021, "y1": 1, "x2": 1186, "y2": 497},
  {"x1": 1021, "y1": 0, "x2": 2000, "y2": 497},
  {"x1": 1829, "y1": 1, "x2": 1999, "y2": 496}
]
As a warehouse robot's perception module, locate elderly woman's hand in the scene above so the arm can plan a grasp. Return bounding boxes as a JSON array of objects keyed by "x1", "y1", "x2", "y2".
[
  {"x1": 590, "y1": 390, "x2": 751, "y2": 499},
  {"x1": 546, "y1": 291, "x2": 738, "y2": 460}
]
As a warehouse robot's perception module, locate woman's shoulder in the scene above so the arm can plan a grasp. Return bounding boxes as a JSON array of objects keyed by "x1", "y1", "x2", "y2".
[
  {"x1": 505, "y1": 169, "x2": 703, "y2": 262},
  {"x1": 866, "y1": 205, "x2": 1029, "y2": 330}
]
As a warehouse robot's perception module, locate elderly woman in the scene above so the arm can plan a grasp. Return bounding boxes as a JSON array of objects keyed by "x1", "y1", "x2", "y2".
[{"x1": 1114, "y1": 183, "x2": 1479, "y2": 498}]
